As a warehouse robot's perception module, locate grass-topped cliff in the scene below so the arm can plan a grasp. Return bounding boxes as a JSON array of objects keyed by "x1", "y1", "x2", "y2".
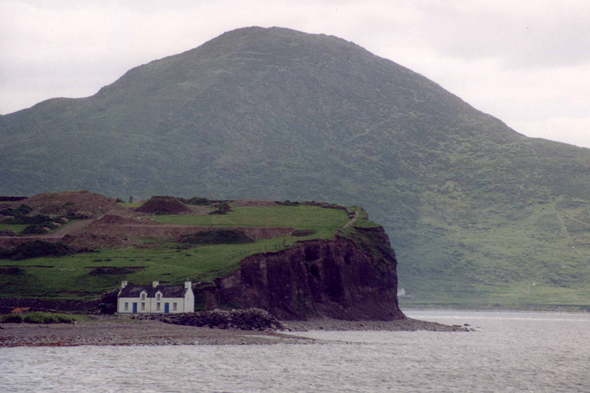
[{"x1": 0, "y1": 192, "x2": 381, "y2": 305}]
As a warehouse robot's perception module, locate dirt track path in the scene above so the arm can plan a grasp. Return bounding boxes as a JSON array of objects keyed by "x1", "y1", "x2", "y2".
[
  {"x1": 0, "y1": 219, "x2": 94, "y2": 241},
  {"x1": 341, "y1": 210, "x2": 359, "y2": 230}
]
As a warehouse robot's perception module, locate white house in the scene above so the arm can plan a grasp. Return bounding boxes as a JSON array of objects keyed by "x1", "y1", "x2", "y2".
[{"x1": 117, "y1": 280, "x2": 194, "y2": 314}]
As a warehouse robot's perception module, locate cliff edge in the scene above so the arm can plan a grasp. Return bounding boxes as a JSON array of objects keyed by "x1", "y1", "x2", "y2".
[{"x1": 199, "y1": 225, "x2": 405, "y2": 321}]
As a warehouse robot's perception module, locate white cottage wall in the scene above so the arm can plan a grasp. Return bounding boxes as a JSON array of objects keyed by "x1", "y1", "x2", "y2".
[
  {"x1": 117, "y1": 296, "x2": 188, "y2": 314},
  {"x1": 183, "y1": 282, "x2": 195, "y2": 313},
  {"x1": 117, "y1": 281, "x2": 194, "y2": 314},
  {"x1": 117, "y1": 296, "x2": 152, "y2": 314}
]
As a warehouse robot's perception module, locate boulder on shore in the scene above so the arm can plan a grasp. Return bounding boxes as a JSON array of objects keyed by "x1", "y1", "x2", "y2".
[{"x1": 136, "y1": 308, "x2": 284, "y2": 331}]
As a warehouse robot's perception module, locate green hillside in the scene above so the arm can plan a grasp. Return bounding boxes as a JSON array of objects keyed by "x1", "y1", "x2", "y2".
[
  {"x1": 1, "y1": 27, "x2": 590, "y2": 308},
  {"x1": 0, "y1": 203, "x2": 350, "y2": 300}
]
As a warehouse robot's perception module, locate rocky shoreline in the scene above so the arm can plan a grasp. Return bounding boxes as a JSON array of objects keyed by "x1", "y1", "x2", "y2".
[
  {"x1": 0, "y1": 314, "x2": 471, "y2": 348},
  {"x1": 283, "y1": 317, "x2": 472, "y2": 332}
]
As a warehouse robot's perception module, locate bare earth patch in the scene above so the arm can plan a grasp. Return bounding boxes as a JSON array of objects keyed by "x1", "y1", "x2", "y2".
[
  {"x1": 231, "y1": 200, "x2": 280, "y2": 208},
  {"x1": 21, "y1": 191, "x2": 126, "y2": 218}
]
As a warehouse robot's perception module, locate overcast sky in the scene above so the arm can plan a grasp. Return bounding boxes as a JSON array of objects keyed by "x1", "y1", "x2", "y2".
[{"x1": 1, "y1": 0, "x2": 589, "y2": 148}]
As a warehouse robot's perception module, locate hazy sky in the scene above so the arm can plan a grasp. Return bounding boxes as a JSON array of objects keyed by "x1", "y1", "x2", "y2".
[{"x1": 1, "y1": 0, "x2": 589, "y2": 148}]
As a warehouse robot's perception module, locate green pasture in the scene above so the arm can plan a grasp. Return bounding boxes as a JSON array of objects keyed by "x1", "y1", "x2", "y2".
[
  {"x1": 152, "y1": 205, "x2": 349, "y2": 240},
  {"x1": 0, "y1": 205, "x2": 351, "y2": 300},
  {"x1": 0, "y1": 238, "x2": 303, "y2": 299},
  {"x1": 0, "y1": 224, "x2": 28, "y2": 234}
]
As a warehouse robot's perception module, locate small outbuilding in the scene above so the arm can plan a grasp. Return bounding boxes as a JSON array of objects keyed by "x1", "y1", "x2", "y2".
[{"x1": 117, "y1": 280, "x2": 194, "y2": 314}]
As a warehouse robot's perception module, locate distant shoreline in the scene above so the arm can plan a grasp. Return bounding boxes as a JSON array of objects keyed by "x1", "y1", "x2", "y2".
[{"x1": 400, "y1": 304, "x2": 590, "y2": 313}]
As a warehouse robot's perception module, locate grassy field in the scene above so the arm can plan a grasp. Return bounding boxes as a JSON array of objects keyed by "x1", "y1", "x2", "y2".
[
  {"x1": 152, "y1": 206, "x2": 349, "y2": 240},
  {"x1": 0, "y1": 224, "x2": 28, "y2": 234},
  {"x1": 0, "y1": 312, "x2": 85, "y2": 324},
  {"x1": 0, "y1": 205, "x2": 350, "y2": 300}
]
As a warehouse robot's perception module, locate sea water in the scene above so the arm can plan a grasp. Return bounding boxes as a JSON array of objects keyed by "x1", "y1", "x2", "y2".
[{"x1": 2, "y1": 310, "x2": 590, "y2": 393}]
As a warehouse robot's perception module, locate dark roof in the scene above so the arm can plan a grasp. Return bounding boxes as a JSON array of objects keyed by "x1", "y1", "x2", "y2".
[{"x1": 119, "y1": 283, "x2": 188, "y2": 298}]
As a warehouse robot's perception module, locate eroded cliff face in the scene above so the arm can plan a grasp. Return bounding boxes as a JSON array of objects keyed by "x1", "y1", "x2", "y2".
[{"x1": 198, "y1": 227, "x2": 405, "y2": 321}]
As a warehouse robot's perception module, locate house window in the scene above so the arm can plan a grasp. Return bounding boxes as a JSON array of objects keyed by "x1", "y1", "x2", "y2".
[
  {"x1": 157, "y1": 293, "x2": 161, "y2": 300},
  {"x1": 141, "y1": 293, "x2": 146, "y2": 300},
  {"x1": 173, "y1": 303, "x2": 177, "y2": 311},
  {"x1": 156, "y1": 302, "x2": 161, "y2": 311},
  {"x1": 141, "y1": 302, "x2": 145, "y2": 311},
  {"x1": 124, "y1": 302, "x2": 129, "y2": 311}
]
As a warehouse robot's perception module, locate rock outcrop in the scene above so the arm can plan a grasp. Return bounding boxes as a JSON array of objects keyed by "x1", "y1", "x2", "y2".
[
  {"x1": 198, "y1": 226, "x2": 405, "y2": 321},
  {"x1": 138, "y1": 308, "x2": 284, "y2": 331}
]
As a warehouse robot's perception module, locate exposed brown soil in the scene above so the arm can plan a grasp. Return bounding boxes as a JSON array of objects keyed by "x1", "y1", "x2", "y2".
[
  {"x1": 135, "y1": 196, "x2": 192, "y2": 215},
  {"x1": 94, "y1": 214, "x2": 160, "y2": 225},
  {"x1": 61, "y1": 233, "x2": 138, "y2": 250},
  {"x1": 78, "y1": 222, "x2": 293, "y2": 242},
  {"x1": 21, "y1": 191, "x2": 126, "y2": 218},
  {"x1": 0, "y1": 219, "x2": 93, "y2": 248},
  {"x1": 188, "y1": 205, "x2": 215, "y2": 215},
  {"x1": 0, "y1": 201, "x2": 293, "y2": 249},
  {"x1": 232, "y1": 200, "x2": 280, "y2": 208}
]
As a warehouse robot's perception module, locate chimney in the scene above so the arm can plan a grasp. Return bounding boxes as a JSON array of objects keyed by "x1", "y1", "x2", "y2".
[
  {"x1": 152, "y1": 281, "x2": 159, "y2": 288},
  {"x1": 121, "y1": 280, "x2": 128, "y2": 289},
  {"x1": 184, "y1": 280, "x2": 191, "y2": 289}
]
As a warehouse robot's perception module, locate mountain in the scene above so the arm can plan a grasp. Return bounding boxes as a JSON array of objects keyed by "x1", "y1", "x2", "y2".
[{"x1": 2, "y1": 26, "x2": 590, "y2": 308}]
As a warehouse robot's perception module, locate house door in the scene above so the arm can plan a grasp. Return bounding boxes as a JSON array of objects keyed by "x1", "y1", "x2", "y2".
[
  {"x1": 133, "y1": 303, "x2": 137, "y2": 313},
  {"x1": 165, "y1": 303, "x2": 169, "y2": 313}
]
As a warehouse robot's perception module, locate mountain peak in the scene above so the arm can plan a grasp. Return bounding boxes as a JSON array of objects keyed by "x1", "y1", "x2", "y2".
[{"x1": 2, "y1": 27, "x2": 590, "y2": 308}]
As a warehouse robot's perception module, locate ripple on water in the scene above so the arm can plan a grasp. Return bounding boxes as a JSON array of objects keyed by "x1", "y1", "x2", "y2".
[{"x1": 2, "y1": 311, "x2": 590, "y2": 393}]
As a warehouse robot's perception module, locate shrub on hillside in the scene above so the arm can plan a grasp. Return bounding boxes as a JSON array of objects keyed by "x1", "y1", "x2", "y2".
[
  {"x1": 4, "y1": 210, "x2": 86, "y2": 228},
  {"x1": 180, "y1": 229, "x2": 254, "y2": 245},
  {"x1": 6, "y1": 214, "x2": 53, "y2": 225},
  {"x1": 64, "y1": 213, "x2": 90, "y2": 220},
  {"x1": 0, "y1": 312, "x2": 78, "y2": 324},
  {"x1": 292, "y1": 229, "x2": 317, "y2": 237},
  {"x1": 276, "y1": 200, "x2": 300, "y2": 206},
  {"x1": 0, "y1": 267, "x2": 23, "y2": 275},
  {"x1": 21, "y1": 225, "x2": 47, "y2": 235},
  {"x1": 89, "y1": 267, "x2": 136, "y2": 276},
  {"x1": 186, "y1": 197, "x2": 212, "y2": 205},
  {"x1": 0, "y1": 241, "x2": 77, "y2": 260},
  {"x1": 208, "y1": 202, "x2": 232, "y2": 215},
  {"x1": 15, "y1": 204, "x2": 33, "y2": 216},
  {"x1": 0, "y1": 204, "x2": 33, "y2": 217},
  {"x1": 0, "y1": 248, "x2": 11, "y2": 259},
  {"x1": 0, "y1": 314, "x2": 23, "y2": 323}
]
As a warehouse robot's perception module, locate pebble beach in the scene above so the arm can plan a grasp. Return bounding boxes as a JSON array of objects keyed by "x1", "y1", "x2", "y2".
[{"x1": 0, "y1": 315, "x2": 469, "y2": 347}]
